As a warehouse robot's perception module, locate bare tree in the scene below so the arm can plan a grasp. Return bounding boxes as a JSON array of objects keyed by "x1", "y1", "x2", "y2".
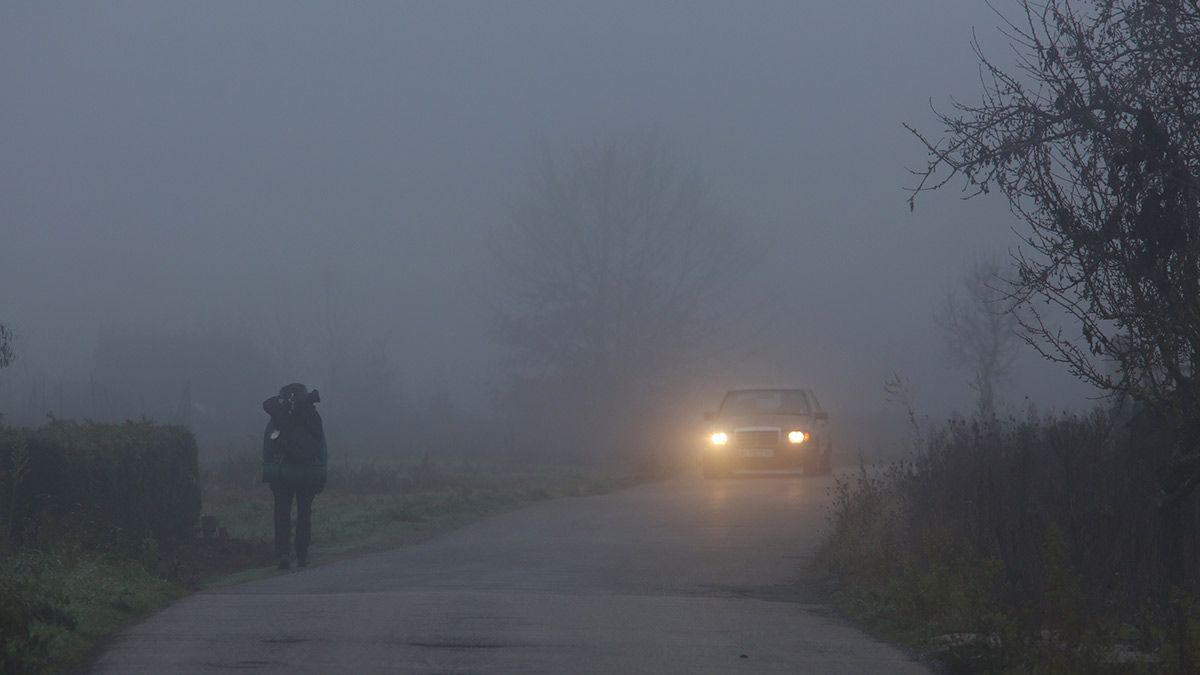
[
  {"x1": 934, "y1": 255, "x2": 1019, "y2": 418},
  {"x1": 492, "y1": 132, "x2": 743, "y2": 457},
  {"x1": 908, "y1": 0, "x2": 1200, "y2": 508}
]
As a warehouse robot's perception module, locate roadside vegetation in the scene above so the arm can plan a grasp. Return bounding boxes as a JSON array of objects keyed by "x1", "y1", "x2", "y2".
[
  {"x1": 1, "y1": 549, "x2": 183, "y2": 674},
  {"x1": 826, "y1": 1, "x2": 1200, "y2": 671},
  {"x1": 817, "y1": 405, "x2": 1200, "y2": 672},
  {"x1": 0, "y1": 420, "x2": 199, "y2": 674}
]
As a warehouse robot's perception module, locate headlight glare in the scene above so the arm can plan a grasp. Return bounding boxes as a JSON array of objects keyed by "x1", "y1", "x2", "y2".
[
  {"x1": 788, "y1": 430, "x2": 807, "y2": 444},
  {"x1": 710, "y1": 431, "x2": 729, "y2": 446}
]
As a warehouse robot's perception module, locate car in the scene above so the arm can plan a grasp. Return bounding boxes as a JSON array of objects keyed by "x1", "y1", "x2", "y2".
[{"x1": 701, "y1": 385, "x2": 832, "y2": 477}]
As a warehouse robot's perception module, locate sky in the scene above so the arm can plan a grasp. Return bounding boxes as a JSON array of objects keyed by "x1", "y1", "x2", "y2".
[{"x1": 0, "y1": 1, "x2": 1095, "y2": 442}]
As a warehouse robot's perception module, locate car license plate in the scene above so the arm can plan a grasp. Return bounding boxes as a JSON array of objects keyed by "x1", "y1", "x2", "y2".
[{"x1": 741, "y1": 447, "x2": 775, "y2": 458}]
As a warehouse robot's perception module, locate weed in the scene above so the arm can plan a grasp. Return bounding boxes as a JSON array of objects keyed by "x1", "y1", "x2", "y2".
[{"x1": 817, "y1": 409, "x2": 1200, "y2": 672}]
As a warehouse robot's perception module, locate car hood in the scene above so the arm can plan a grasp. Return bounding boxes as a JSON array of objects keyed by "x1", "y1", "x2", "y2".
[{"x1": 713, "y1": 414, "x2": 813, "y2": 430}]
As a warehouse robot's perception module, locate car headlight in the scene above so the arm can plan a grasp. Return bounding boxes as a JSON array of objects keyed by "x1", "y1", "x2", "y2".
[
  {"x1": 787, "y1": 430, "x2": 807, "y2": 444},
  {"x1": 710, "y1": 431, "x2": 729, "y2": 446}
]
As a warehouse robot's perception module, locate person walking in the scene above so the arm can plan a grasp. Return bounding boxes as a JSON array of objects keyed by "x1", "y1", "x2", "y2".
[{"x1": 262, "y1": 382, "x2": 328, "y2": 569}]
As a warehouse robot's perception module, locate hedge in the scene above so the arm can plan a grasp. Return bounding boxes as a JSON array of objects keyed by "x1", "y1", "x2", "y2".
[{"x1": 0, "y1": 420, "x2": 201, "y2": 551}]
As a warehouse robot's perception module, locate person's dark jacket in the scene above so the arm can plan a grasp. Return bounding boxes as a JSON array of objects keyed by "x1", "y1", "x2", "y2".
[{"x1": 262, "y1": 409, "x2": 328, "y2": 491}]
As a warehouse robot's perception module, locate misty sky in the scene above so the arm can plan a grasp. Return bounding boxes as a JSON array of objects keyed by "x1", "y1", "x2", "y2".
[{"x1": 1, "y1": 1, "x2": 1093, "y2": 430}]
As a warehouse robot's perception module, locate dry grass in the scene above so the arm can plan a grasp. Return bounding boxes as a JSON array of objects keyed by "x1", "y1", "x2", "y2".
[{"x1": 817, "y1": 408, "x2": 1200, "y2": 673}]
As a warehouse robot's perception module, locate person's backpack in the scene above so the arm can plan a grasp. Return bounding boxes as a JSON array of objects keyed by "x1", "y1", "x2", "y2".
[
  {"x1": 263, "y1": 394, "x2": 322, "y2": 465},
  {"x1": 277, "y1": 423, "x2": 321, "y2": 464}
]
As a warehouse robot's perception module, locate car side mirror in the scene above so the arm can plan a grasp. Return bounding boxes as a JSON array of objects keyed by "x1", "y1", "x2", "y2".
[
  {"x1": 703, "y1": 411, "x2": 716, "y2": 421},
  {"x1": 814, "y1": 411, "x2": 829, "y2": 421}
]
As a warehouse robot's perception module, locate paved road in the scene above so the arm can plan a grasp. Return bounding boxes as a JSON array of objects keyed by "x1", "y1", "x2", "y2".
[{"x1": 92, "y1": 473, "x2": 928, "y2": 674}]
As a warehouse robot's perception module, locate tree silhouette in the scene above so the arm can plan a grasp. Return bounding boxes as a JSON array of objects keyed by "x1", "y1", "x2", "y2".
[
  {"x1": 493, "y1": 132, "x2": 742, "y2": 457},
  {"x1": 909, "y1": 0, "x2": 1200, "y2": 508},
  {"x1": 934, "y1": 255, "x2": 1019, "y2": 418}
]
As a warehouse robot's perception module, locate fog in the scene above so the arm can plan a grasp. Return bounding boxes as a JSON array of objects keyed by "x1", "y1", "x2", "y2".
[{"x1": 1, "y1": 1, "x2": 1094, "y2": 459}]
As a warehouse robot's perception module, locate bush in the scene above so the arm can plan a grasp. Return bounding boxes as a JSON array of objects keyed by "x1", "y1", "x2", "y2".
[
  {"x1": 0, "y1": 548, "x2": 183, "y2": 675},
  {"x1": 0, "y1": 420, "x2": 201, "y2": 553},
  {"x1": 820, "y1": 409, "x2": 1200, "y2": 672},
  {"x1": 0, "y1": 550, "x2": 76, "y2": 674}
]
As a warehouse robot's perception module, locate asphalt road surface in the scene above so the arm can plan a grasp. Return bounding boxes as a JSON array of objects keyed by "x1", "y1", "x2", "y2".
[{"x1": 92, "y1": 472, "x2": 929, "y2": 674}]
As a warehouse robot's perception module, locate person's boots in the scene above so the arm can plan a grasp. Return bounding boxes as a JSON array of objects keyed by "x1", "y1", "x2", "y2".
[
  {"x1": 297, "y1": 551, "x2": 308, "y2": 567},
  {"x1": 278, "y1": 556, "x2": 291, "y2": 570}
]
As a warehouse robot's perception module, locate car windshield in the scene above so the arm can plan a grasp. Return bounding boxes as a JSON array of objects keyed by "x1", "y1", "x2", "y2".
[{"x1": 719, "y1": 390, "x2": 811, "y2": 416}]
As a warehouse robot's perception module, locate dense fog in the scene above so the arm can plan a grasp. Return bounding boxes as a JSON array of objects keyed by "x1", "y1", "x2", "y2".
[{"x1": 1, "y1": 1, "x2": 1095, "y2": 460}]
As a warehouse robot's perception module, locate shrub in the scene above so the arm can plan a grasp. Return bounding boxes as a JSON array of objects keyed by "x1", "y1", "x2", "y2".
[
  {"x1": 0, "y1": 420, "x2": 201, "y2": 553},
  {"x1": 820, "y1": 409, "x2": 1200, "y2": 671},
  {"x1": 0, "y1": 547, "x2": 184, "y2": 675},
  {"x1": 0, "y1": 550, "x2": 75, "y2": 674}
]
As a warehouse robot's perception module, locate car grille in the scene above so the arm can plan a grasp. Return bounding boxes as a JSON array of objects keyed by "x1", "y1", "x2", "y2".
[{"x1": 735, "y1": 429, "x2": 779, "y2": 448}]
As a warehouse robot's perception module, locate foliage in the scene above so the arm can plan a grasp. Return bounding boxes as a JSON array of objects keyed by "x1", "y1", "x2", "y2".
[
  {"x1": 0, "y1": 549, "x2": 182, "y2": 675},
  {"x1": 0, "y1": 420, "x2": 201, "y2": 552},
  {"x1": 0, "y1": 550, "x2": 75, "y2": 674},
  {"x1": 819, "y1": 409, "x2": 1200, "y2": 672},
  {"x1": 908, "y1": 0, "x2": 1200, "y2": 507},
  {"x1": 0, "y1": 420, "x2": 200, "y2": 673}
]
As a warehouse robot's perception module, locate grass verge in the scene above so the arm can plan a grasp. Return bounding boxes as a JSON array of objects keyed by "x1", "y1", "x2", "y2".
[
  {"x1": 1, "y1": 549, "x2": 185, "y2": 674},
  {"x1": 812, "y1": 443, "x2": 1189, "y2": 674},
  {"x1": 199, "y1": 465, "x2": 637, "y2": 585}
]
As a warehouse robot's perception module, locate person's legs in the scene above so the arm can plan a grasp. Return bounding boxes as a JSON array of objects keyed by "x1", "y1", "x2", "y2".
[
  {"x1": 272, "y1": 483, "x2": 295, "y2": 568},
  {"x1": 295, "y1": 489, "x2": 315, "y2": 566}
]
